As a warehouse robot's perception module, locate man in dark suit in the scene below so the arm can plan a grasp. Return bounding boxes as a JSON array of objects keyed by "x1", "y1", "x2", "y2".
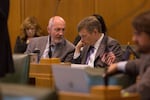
[
  {"x1": 105, "y1": 11, "x2": 150, "y2": 100},
  {"x1": 0, "y1": 0, "x2": 14, "y2": 77},
  {"x1": 25, "y1": 16, "x2": 75, "y2": 62},
  {"x1": 72, "y1": 16, "x2": 123, "y2": 67}
]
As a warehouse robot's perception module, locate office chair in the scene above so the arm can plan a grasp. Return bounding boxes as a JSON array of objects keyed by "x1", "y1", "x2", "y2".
[{"x1": 0, "y1": 54, "x2": 30, "y2": 84}]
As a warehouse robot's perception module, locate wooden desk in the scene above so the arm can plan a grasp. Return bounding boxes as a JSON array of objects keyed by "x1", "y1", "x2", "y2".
[
  {"x1": 29, "y1": 62, "x2": 71, "y2": 88},
  {"x1": 59, "y1": 86, "x2": 140, "y2": 100},
  {"x1": 29, "y1": 58, "x2": 61, "y2": 88},
  {"x1": 29, "y1": 63, "x2": 53, "y2": 88}
]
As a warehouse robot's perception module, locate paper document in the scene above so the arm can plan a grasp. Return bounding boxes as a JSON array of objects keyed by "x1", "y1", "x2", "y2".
[{"x1": 71, "y1": 64, "x2": 91, "y2": 69}]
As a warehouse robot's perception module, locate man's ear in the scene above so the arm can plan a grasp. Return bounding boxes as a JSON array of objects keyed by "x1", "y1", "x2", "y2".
[{"x1": 93, "y1": 28, "x2": 98, "y2": 34}]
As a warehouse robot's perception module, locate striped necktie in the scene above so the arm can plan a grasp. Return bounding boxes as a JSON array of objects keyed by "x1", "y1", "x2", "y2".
[{"x1": 86, "y1": 46, "x2": 95, "y2": 64}]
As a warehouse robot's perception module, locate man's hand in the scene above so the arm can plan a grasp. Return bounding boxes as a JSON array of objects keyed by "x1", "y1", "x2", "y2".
[
  {"x1": 106, "y1": 63, "x2": 118, "y2": 75},
  {"x1": 101, "y1": 52, "x2": 116, "y2": 65},
  {"x1": 75, "y1": 40, "x2": 85, "y2": 53}
]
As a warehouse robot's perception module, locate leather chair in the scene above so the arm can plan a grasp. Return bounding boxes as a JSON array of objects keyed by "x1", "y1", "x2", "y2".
[
  {"x1": 85, "y1": 67, "x2": 136, "y2": 89},
  {"x1": 0, "y1": 83, "x2": 57, "y2": 100},
  {"x1": 121, "y1": 45, "x2": 140, "y2": 60},
  {"x1": 0, "y1": 54, "x2": 30, "y2": 84},
  {"x1": 109, "y1": 73, "x2": 136, "y2": 89}
]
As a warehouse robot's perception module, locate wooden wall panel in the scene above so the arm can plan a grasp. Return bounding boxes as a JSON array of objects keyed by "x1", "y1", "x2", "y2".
[
  {"x1": 23, "y1": 0, "x2": 95, "y2": 42},
  {"x1": 23, "y1": 0, "x2": 56, "y2": 35},
  {"x1": 56, "y1": 0, "x2": 95, "y2": 42},
  {"x1": 8, "y1": 0, "x2": 21, "y2": 52},
  {"x1": 9, "y1": 0, "x2": 150, "y2": 52},
  {"x1": 95, "y1": 0, "x2": 150, "y2": 44}
]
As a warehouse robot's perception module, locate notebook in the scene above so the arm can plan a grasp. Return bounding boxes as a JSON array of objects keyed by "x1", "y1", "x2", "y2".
[{"x1": 52, "y1": 64, "x2": 104, "y2": 93}]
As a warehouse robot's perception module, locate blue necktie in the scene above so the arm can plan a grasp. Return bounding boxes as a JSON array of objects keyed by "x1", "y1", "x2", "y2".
[
  {"x1": 48, "y1": 44, "x2": 55, "y2": 58},
  {"x1": 86, "y1": 46, "x2": 95, "y2": 64},
  {"x1": 48, "y1": 44, "x2": 52, "y2": 58}
]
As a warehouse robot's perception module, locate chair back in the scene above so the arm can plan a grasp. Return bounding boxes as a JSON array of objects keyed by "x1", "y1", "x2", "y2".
[
  {"x1": 0, "y1": 83, "x2": 57, "y2": 100},
  {"x1": 121, "y1": 45, "x2": 140, "y2": 61},
  {"x1": 0, "y1": 54, "x2": 30, "y2": 84}
]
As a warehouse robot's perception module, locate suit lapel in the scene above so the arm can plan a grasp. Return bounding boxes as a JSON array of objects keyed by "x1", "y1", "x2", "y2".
[
  {"x1": 95, "y1": 35, "x2": 108, "y2": 60},
  {"x1": 40, "y1": 36, "x2": 48, "y2": 56}
]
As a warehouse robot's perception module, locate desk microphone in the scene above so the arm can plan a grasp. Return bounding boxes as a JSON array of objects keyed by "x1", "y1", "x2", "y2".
[
  {"x1": 127, "y1": 45, "x2": 140, "y2": 59},
  {"x1": 103, "y1": 67, "x2": 109, "y2": 86}
]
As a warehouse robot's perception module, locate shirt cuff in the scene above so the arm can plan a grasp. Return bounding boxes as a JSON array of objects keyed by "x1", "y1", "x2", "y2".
[
  {"x1": 73, "y1": 53, "x2": 80, "y2": 59},
  {"x1": 117, "y1": 61, "x2": 127, "y2": 72}
]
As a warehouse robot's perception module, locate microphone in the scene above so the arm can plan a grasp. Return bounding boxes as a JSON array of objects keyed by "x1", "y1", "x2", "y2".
[
  {"x1": 127, "y1": 45, "x2": 140, "y2": 59},
  {"x1": 103, "y1": 67, "x2": 109, "y2": 86}
]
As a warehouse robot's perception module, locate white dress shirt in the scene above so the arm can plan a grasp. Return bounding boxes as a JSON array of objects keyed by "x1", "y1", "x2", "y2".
[{"x1": 117, "y1": 61, "x2": 128, "y2": 72}]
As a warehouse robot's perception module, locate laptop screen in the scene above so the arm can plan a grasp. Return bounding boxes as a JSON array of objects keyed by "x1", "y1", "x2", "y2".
[{"x1": 52, "y1": 64, "x2": 104, "y2": 93}]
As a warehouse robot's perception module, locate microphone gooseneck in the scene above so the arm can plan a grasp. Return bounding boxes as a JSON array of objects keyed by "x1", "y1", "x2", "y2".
[{"x1": 103, "y1": 67, "x2": 109, "y2": 86}]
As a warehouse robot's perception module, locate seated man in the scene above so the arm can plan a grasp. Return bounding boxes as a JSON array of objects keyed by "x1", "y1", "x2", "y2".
[
  {"x1": 105, "y1": 11, "x2": 150, "y2": 100},
  {"x1": 25, "y1": 16, "x2": 75, "y2": 62},
  {"x1": 72, "y1": 16, "x2": 123, "y2": 67}
]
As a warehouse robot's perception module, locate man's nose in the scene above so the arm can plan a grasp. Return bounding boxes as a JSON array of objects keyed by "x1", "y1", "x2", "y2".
[{"x1": 59, "y1": 30, "x2": 64, "y2": 35}]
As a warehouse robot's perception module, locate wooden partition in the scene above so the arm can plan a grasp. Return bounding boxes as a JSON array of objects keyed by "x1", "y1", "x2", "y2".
[
  {"x1": 29, "y1": 61, "x2": 140, "y2": 100},
  {"x1": 29, "y1": 58, "x2": 60, "y2": 88},
  {"x1": 59, "y1": 86, "x2": 140, "y2": 100},
  {"x1": 9, "y1": 0, "x2": 150, "y2": 52},
  {"x1": 29, "y1": 63, "x2": 53, "y2": 88},
  {"x1": 29, "y1": 58, "x2": 70, "y2": 88},
  {"x1": 95, "y1": 0, "x2": 150, "y2": 44}
]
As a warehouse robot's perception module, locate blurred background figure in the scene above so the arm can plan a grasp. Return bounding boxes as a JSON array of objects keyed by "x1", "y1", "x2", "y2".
[
  {"x1": 105, "y1": 11, "x2": 150, "y2": 100},
  {"x1": 0, "y1": 0, "x2": 14, "y2": 77},
  {"x1": 14, "y1": 16, "x2": 43, "y2": 53}
]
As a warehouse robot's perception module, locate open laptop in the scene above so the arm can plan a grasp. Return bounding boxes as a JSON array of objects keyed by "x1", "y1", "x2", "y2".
[{"x1": 52, "y1": 64, "x2": 104, "y2": 93}]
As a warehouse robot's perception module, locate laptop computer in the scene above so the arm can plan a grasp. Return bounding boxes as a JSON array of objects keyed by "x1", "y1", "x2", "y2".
[{"x1": 52, "y1": 64, "x2": 104, "y2": 93}]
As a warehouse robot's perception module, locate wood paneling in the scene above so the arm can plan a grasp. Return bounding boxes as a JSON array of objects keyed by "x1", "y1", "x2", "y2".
[
  {"x1": 9, "y1": 0, "x2": 150, "y2": 52},
  {"x1": 55, "y1": 0, "x2": 95, "y2": 42},
  {"x1": 8, "y1": 0, "x2": 21, "y2": 52},
  {"x1": 95, "y1": 0, "x2": 150, "y2": 44},
  {"x1": 23, "y1": 0, "x2": 56, "y2": 35},
  {"x1": 23, "y1": 0, "x2": 95, "y2": 42}
]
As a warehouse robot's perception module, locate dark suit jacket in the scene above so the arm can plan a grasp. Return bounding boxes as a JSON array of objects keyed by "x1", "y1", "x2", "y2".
[
  {"x1": 14, "y1": 36, "x2": 28, "y2": 53},
  {"x1": 25, "y1": 36, "x2": 75, "y2": 62},
  {"x1": 72, "y1": 35, "x2": 123, "y2": 67},
  {"x1": 124, "y1": 54, "x2": 150, "y2": 100},
  {"x1": 0, "y1": 0, "x2": 14, "y2": 77}
]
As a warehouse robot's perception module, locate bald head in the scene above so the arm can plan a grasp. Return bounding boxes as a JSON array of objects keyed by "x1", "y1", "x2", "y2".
[
  {"x1": 48, "y1": 16, "x2": 65, "y2": 29},
  {"x1": 47, "y1": 16, "x2": 66, "y2": 44}
]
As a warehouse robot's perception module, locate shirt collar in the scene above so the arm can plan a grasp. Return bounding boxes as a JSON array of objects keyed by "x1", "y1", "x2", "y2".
[{"x1": 93, "y1": 33, "x2": 104, "y2": 49}]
